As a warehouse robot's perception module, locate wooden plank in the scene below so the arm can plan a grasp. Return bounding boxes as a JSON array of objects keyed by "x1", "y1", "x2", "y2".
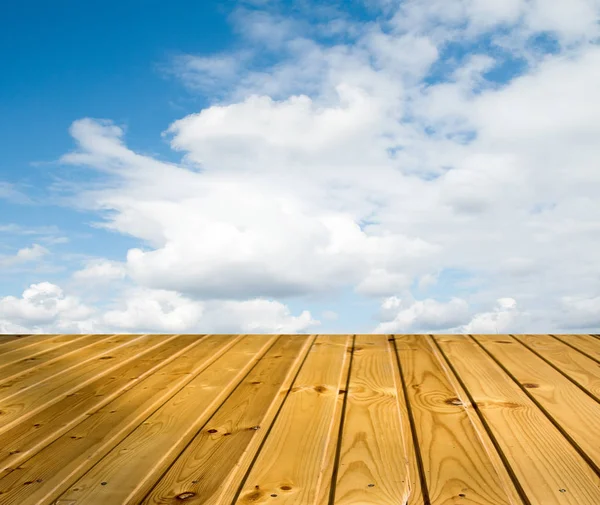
[
  {"x1": 54, "y1": 334, "x2": 278, "y2": 505},
  {"x1": 0, "y1": 334, "x2": 90, "y2": 364},
  {"x1": 0, "y1": 334, "x2": 206, "y2": 474},
  {"x1": 0, "y1": 334, "x2": 140, "y2": 402},
  {"x1": 0, "y1": 334, "x2": 112, "y2": 383},
  {"x1": 231, "y1": 334, "x2": 351, "y2": 505},
  {"x1": 0, "y1": 334, "x2": 56, "y2": 352},
  {"x1": 135, "y1": 335, "x2": 313, "y2": 505},
  {"x1": 0, "y1": 335, "x2": 31, "y2": 346},
  {"x1": 331, "y1": 334, "x2": 410, "y2": 505},
  {"x1": 397, "y1": 335, "x2": 522, "y2": 505},
  {"x1": 436, "y1": 334, "x2": 600, "y2": 505},
  {"x1": 513, "y1": 334, "x2": 600, "y2": 402},
  {"x1": 387, "y1": 336, "x2": 426, "y2": 505},
  {"x1": 0, "y1": 335, "x2": 242, "y2": 505},
  {"x1": 0, "y1": 334, "x2": 163, "y2": 433},
  {"x1": 51, "y1": 335, "x2": 275, "y2": 505},
  {"x1": 474, "y1": 335, "x2": 600, "y2": 472},
  {"x1": 315, "y1": 337, "x2": 352, "y2": 505},
  {"x1": 553, "y1": 335, "x2": 600, "y2": 362}
]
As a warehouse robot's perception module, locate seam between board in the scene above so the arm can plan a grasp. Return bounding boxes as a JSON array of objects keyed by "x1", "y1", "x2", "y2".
[
  {"x1": 549, "y1": 335, "x2": 600, "y2": 365},
  {"x1": 391, "y1": 336, "x2": 431, "y2": 505},
  {"x1": 432, "y1": 336, "x2": 531, "y2": 505},
  {"x1": 470, "y1": 335, "x2": 600, "y2": 479},
  {"x1": 326, "y1": 334, "x2": 356, "y2": 505},
  {"x1": 510, "y1": 334, "x2": 600, "y2": 405},
  {"x1": 137, "y1": 334, "x2": 283, "y2": 504},
  {"x1": 228, "y1": 334, "x2": 319, "y2": 505}
]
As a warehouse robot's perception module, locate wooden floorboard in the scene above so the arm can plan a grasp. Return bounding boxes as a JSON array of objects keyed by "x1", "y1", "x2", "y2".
[{"x1": 0, "y1": 334, "x2": 598, "y2": 505}]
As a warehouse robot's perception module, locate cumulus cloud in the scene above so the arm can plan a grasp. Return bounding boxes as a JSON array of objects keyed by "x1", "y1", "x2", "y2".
[
  {"x1": 0, "y1": 282, "x2": 95, "y2": 333},
  {"x1": 375, "y1": 297, "x2": 471, "y2": 333},
  {"x1": 16, "y1": 0, "x2": 600, "y2": 333},
  {"x1": 0, "y1": 283, "x2": 318, "y2": 334},
  {"x1": 458, "y1": 297, "x2": 521, "y2": 334}
]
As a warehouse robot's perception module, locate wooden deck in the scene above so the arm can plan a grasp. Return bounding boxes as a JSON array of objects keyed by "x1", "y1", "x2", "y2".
[{"x1": 0, "y1": 334, "x2": 599, "y2": 505}]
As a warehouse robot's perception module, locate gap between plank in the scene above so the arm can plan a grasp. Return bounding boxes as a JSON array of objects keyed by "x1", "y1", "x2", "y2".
[
  {"x1": 326, "y1": 334, "x2": 356, "y2": 505},
  {"x1": 469, "y1": 335, "x2": 600, "y2": 479},
  {"x1": 431, "y1": 336, "x2": 532, "y2": 505},
  {"x1": 549, "y1": 335, "x2": 600, "y2": 365},
  {"x1": 510, "y1": 335, "x2": 600, "y2": 405},
  {"x1": 228, "y1": 334, "x2": 319, "y2": 505},
  {"x1": 391, "y1": 336, "x2": 431, "y2": 505}
]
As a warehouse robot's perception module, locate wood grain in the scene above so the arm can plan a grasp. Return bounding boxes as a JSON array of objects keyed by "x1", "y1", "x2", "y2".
[
  {"x1": 0, "y1": 334, "x2": 90, "y2": 367},
  {"x1": 0, "y1": 333, "x2": 164, "y2": 433},
  {"x1": 0, "y1": 334, "x2": 204, "y2": 475},
  {"x1": 473, "y1": 335, "x2": 600, "y2": 471},
  {"x1": 553, "y1": 334, "x2": 600, "y2": 362},
  {"x1": 0, "y1": 334, "x2": 110, "y2": 383},
  {"x1": 332, "y1": 334, "x2": 410, "y2": 505},
  {"x1": 0, "y1": 335, "x2": 242, "y2": 505},
  {"x1": 0, "y1": 333, "x2": 598, "y2": 505},
  {"x1": 233, "y1": 334, "x2": 352, "y2": 505},
  {"x1": 438, "y1": 334, "x2": 600, "y2": 504},
  {"x1": 141, "y1": 334, "x2": 313, "y2": 505},
  {"x1": 396, "y1": 335, "x2": 520, "y2": 505},
  {"x1": 54, "y1": 335, "x2": 276, "y2": 505},
  {"x1": 513, "y1": 334, "x2": 600, "y2": 401}
]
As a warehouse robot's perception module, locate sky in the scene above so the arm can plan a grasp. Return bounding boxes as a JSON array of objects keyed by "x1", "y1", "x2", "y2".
[{"x1": 1, "y1": 0, "x2": 599, "y2": 334}]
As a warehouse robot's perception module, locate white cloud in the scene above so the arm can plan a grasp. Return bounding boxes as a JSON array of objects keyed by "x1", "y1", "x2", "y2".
[
  {"x1": 0, "y1": 244, "x2": 49, "y2": 268},
  {"x1": 375, "y1": 296, "x2": 471, "y2": 333},
  {"x1": 0, "y1": 282, "x2": 95, "y2": 333},
  {"x1": 102, "y1": 287, "x2": 204, "y2": 333},
  {"x1": 29, "y1": 0, "x2": 600, "y2": 333},
  {"x1": 73, "y1": 259, "x2": 126, "y2": 283},
  {"x1": 0, "y1": 283, "x2": 318, "y2": 334},
  {"x1": 458, "y1": 297, "x2": 521, "y2": 334}
]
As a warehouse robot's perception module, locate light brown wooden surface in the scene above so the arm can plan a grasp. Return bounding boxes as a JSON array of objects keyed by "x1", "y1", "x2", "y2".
[{"x1": 0, "y1": 333, "x2": 598, "y2": 505}]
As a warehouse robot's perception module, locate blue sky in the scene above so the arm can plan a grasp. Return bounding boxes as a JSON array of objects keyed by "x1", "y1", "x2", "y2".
[{"x1": 1, "y1": 0, "x2": 600, "y2": 334}]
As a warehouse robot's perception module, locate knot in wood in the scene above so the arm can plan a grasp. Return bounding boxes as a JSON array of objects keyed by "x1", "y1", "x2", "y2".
[{"x1": 177, "y1": 491, "x2": 196, "y2": 500}]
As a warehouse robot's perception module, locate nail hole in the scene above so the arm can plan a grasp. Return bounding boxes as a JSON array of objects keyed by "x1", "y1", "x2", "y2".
[
  {"x1": 368, "y1": 483, "x2": 375, "y2": 487},
  {"x1": 559, "y1": 489, "x2": 566, "y2": 493},
  {"x1": 459, "y1": 493, "x2": 466, "y2": 497},
  {"x1": 281, "y1": 485, "x2": 291, "y2": 491},
  {"x1": 101, "y1": 482, "x2": 107, "y2": 486},
  {"x1": 271, "y1": 494, "x2": 277, "y2": 497},
  {"x1": 207, "y1": 429, "x2": 218, "y2": 434}
]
